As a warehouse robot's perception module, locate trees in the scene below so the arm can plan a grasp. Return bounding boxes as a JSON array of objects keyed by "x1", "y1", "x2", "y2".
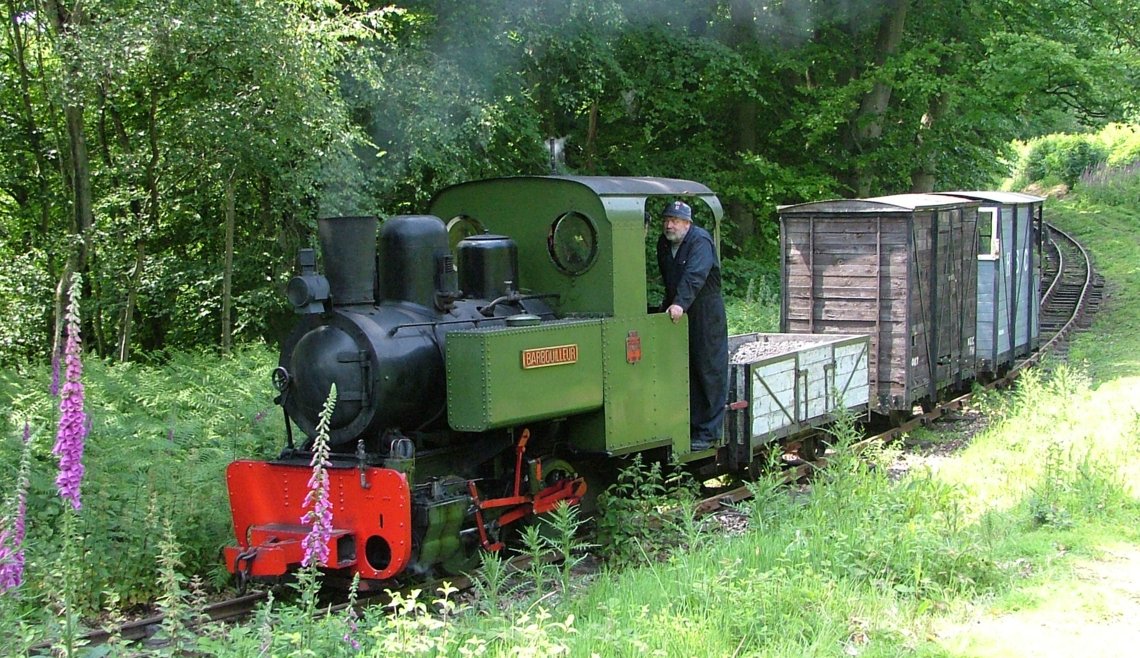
[
  {"x1": 1, "y1": 0, "x2": 1135, "y2": 360},
  {"x1": 0, "y1": 0, "x2": 376, "y2": 361}
]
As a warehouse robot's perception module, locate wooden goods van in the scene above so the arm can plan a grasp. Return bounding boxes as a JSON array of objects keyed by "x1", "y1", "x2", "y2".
[{"x1": 778, "y1": 195, "x2": 980, "y2": 418}]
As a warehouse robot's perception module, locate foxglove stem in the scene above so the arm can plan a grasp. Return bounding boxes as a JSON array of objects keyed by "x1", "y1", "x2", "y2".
[
  {"x1": 342, "y1": 573, "x2": 362, "y2": 650},
  {"x1": 51, "y1": 349, "x2": 61, "y2": 398},
  {"x1": 301, "y1": 384, "x2": 337, "y2": 567},
  {"x1": 53, "y1": 275, "x2": 87, "y2": 510}
]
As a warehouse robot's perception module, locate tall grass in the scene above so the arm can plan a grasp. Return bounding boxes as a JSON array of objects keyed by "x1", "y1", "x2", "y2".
[{"x1": 1077, "y1": 160, "x2": 1140, "y2": 208}]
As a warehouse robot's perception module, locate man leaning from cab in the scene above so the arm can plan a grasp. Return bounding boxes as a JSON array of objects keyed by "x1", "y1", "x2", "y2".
[{"x1": 655, "y1": 200, "x2": 729, "y2": 451}]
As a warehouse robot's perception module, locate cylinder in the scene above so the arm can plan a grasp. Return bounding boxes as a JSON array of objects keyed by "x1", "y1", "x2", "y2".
[{"x1": 318, "y1": 216, "x2": 378, "y2": 306}]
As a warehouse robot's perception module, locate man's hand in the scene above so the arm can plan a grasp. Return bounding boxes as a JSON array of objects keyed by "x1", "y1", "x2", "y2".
[{"x1": 667, "y1": 304, "x2": 684, "y2": 323}]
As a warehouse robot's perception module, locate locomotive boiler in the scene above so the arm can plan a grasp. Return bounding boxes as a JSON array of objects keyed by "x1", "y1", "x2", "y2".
[{"x1": 277, "y1": 214, "x2": 557, "y2": 448}]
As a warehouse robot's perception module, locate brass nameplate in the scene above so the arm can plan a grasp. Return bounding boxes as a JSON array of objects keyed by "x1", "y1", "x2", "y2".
[{"x1": 521, "y1": 344, "x2": 579, "y2": 369}]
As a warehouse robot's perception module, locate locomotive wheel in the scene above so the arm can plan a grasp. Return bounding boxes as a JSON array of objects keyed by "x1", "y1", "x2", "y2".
[
  {"x1": 440, "y1": 542, "x2": 480, "y2": 576},
  {"x1": 528, "y1": 456, "x2": 605, "y2": 518},
  {"x1": 537, "y1": 458, "x2": 590, "y2": 512}
]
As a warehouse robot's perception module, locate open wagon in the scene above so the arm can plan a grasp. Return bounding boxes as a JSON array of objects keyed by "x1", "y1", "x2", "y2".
[{"x1": 723, "y1": 332, "x2": 871, "y2": 466}]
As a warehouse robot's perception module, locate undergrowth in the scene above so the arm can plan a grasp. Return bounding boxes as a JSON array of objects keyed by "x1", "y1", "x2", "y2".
[
  {"x1": 0, "y1": 344, "x2": 280, "y2": 615},
  {"x1": 2, "y1": 361, "x2": 1135, "y2": 656},
  {"x1": 594, "y1": 453, "x2": 702, "y2": 564}
]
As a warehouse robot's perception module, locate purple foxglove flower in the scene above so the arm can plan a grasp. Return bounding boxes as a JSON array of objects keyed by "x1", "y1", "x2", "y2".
[
  {"x1": 51, "y1": 348, "x2": 61, "y2": 398},
  {"x1": 300, "y1": 466, "x2": 332, "y2": 567},
  {"x1": 0, "y1": 423, "x2": 33, "y2": 592},
  {"x1": 0, "y1": 529, "x2": 22, "y2": 592},
  {"x1": 301, "y1": 386, "x2": 337, "y2": 568},
  {"x1": 342, "y1": 606, "x2": 361, "y2": 650},
  {"x1": 53, "y1": 277, "x2": 87, "y2": 511}
]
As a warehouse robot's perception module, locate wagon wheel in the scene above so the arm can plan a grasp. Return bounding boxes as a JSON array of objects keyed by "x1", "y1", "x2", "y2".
[
  {"x1": 798, "y1": 434, "x2": 827, "y2": 461},
  {"x1": 888, "y1": 409, "x2": 911, "y2": 426}
]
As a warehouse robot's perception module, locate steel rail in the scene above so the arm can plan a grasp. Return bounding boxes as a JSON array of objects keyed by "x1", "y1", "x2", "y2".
[{"x1": 55, "y1": 552, "x2": 546, "y2": 651}]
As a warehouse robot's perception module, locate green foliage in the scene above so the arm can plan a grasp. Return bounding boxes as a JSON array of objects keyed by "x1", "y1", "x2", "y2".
[
  {"x1": 49, "y1": 511, "x2": 84, "y2": 658},
  {"x1": 518, "y1": 523, "x2": 551, "y2": 599},
  {"x1": 501, "y1": 501, "x2": 594, "y2": 606},
  {"x1": 153, "y1": 517, "x2": 205, "y2": 655},
  {"x1": 0, "y1": 0, "x2": 379, "y2": 361},
  {"x1": 1021, "y1": 134, "x2": 1110, "y2": 186},
  {"x1": 1071, "y1": 125, "x2": 1140, "y2": 207},
  {"x1": 594, "y1": 454, "x2": 700, "y2": 564},
  {"x1": 3, "y1": 0, "x2": 1138, "y2": 362},
  {"x1": 742, "y1": 454, "x2": 798, "y2": 535},
  {"x1": 1025, "y1": 443, "x2": 1130, "y2": 530},
  {"x1": 720, "y1": 254, "x2": 778, "y2": 303},
  {"x1": 207, "y1": 583, "x2": 577, "y2": 657},
  {"x1": 469, "y1": 549, "x2": 524, "y2": 615},
  {"x1": 0, "y1": 250, "x2": 55, "y2": 362},
  {"x1": 806, "y1": 444, "x2": 999, "y2": 599},
  {"x1": 0, "y1": 344, "x2": 280, "y2": 618},
  {"x1": 1008, "y1": 124, "x2": 1140, "y2": 204},
  {"x1": 1098, "y1": 123, "x2": 1140, "y2": 166},
  {"x1": 723, "y1": 263, "x2": 781, "y2": 335},
  {"x1": 539, "y1": 501, "x2": 595, "y2": 595},
  {"x1": 1078, "y1": 161, "x2": 1140, "y2": 213}
]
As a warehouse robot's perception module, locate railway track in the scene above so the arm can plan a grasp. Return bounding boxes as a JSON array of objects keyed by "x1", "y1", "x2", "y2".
[
  {"x1": 41, "y1": 555, "x2": 541, "y2": 652},
  {"x1": 61, "y1": 224, "x2": 1101, "y2": 651},
  {"x1": 1035, "y1": 222, "x2": 1104, "y2": 360}
]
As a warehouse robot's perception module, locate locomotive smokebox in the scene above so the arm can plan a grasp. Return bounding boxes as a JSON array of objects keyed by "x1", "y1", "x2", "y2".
[
  {"x1": 379, "y1": 215, "x2": 450, "y2": 308},
  {"x1": 318, "y1": 216, "x2": 378, "y2": 306},
  {"x1": 457, "y1": 234, "x2": 519, "y2": 300}
]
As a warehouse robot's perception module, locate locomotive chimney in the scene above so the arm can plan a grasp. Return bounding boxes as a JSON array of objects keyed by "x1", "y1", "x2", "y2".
[{"x1": 318, "y1": 216, "x2": 378, "y2": 306}]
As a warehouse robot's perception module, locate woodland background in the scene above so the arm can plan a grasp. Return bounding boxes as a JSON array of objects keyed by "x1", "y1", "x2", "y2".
[{"x1": 1, "y1": 0, "x2": 1137, "y2": 364}]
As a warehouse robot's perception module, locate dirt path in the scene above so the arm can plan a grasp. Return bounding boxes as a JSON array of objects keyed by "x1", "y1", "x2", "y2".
[{"x1": 935, "y1": 544, "x2": 1140, "y2": 657}]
